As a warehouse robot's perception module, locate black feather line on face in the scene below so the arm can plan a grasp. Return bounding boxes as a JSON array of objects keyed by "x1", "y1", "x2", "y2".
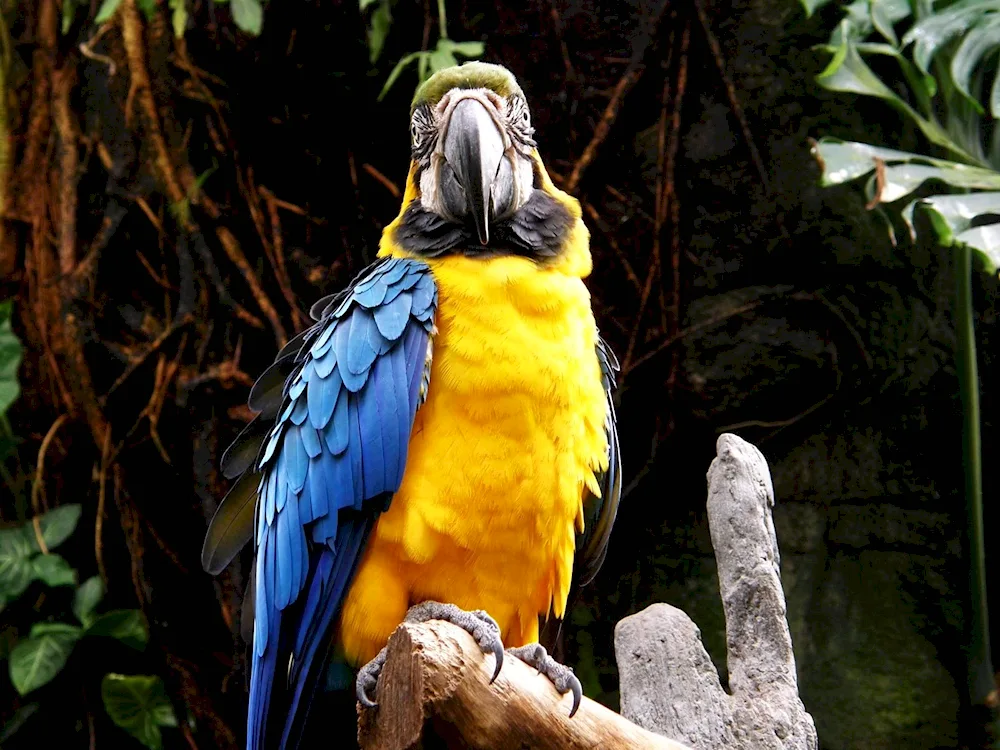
[{"x1": 393, "y1": 189, "x2": 573, "y2": 261}]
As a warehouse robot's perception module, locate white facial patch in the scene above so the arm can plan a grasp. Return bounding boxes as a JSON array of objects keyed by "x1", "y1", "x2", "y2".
[{"x1": 419, "y1": 88, "x2": 535, "y2": 221}]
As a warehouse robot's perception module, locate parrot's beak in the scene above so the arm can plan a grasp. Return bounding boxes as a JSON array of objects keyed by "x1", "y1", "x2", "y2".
[{"x1": 441, "y1": 97, "x2": 506, "y2": 246}]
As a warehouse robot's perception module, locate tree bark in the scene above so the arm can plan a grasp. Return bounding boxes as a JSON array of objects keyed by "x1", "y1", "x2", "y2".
[{"x1": 357, "y1": 618, "x2": 693, "y2": 750}]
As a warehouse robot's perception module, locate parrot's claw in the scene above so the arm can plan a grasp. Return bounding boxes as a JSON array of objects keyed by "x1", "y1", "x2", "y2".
[
  {"x1": 355, "y1": 647, "x2": 388, "y2": 709},
  {"x1": 507, "y1": 643, "x2": 583, "y2": 718},
  {"x1": 356, "y1": 601, "x2": 505, "y2": 710},
  {"x1": 404, "y1": 601, "x2": 505, "y2": 683}
]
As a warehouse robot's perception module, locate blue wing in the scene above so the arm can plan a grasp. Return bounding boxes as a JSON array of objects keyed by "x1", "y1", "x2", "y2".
[{"x1": 201, "y1": 257, "x2": 437, "y2": 750}]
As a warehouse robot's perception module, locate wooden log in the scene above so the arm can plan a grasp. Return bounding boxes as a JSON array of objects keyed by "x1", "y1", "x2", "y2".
[
  {"x1": 357, "y1": 618, "x2": 694, "y2": 750},
  {"x1": 615, "y1": 433, "x2": 818, "y2": 749}
]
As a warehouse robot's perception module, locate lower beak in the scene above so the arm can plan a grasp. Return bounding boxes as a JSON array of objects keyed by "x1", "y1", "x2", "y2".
[{"x1": 441, "y1": 98, "x2": 505, "y2": 245}]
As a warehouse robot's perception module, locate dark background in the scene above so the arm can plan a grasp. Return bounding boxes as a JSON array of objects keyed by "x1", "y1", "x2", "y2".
[{"x1": 0, "y1": 0, "x2": 997, "y2": 748}]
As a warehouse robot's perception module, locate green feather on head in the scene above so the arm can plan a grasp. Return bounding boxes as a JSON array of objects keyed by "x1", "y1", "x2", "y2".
[{"x1": 411, "y1": 62, "x2": 525, "y2": 112}]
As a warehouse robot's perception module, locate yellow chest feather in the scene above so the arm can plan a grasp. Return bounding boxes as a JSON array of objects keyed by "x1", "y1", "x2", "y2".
[
  {"x1": 337, "y1": 255, "x2": 609, "y2": 663},
  {"x1": 336, "y1": 165, "x2": 608, "y2": 664}
]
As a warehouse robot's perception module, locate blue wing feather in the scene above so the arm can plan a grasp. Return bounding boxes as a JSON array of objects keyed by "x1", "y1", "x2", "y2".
[
  {"x1": 235, "y1": 258, "x2": 437, "y2": 750},
  {"x1": 347, "y1": 397, "x2": 365, "y2": 508},
  {"x1": 373, "y1": 291, "x2": 412, "y2": 340},
  {"x1": 299, "y1": 425, "x2": 322, "y2": 460},
  {"x1": 323, "y1": 381, "x2": 349, "y2": 455},
  {"x1": 357, "y1": 365, "x2": 387, "y2": 497}
]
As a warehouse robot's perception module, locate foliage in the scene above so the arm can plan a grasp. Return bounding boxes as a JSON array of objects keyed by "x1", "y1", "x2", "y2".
[
  {"x1": 803, "y1": 0, "x2": 1000, "y2": 720},
  {"x1": 63, "y1": 0, "x2": 262, "y2": 38},
  {"x1": 806, "y1": 0, "x2": 1000, "y2": 273},
  {"x1": 373, "y1": 0, "x2": 484, "y2": 101},
  {"x1": 361, "y1": 0, "x2": 393, "y2": 64},
  {"x1": 0, "y1": 505, "x2": 82, "y2": 610},
  {"x1": 0, "y1": 295, "x2": 170, "y2": 747},
  {"x1": 0, "y1": 301, "x2": 20, "y2": 420},
  {"x1": 101, "y1": 674, "x2": 179, "y2": 750},
  {"x1": 0, "y1": 505, "x2": 168, "y2": 746},
  {"x1": 1, "y1": 507, "x2": 150, "y2": 697}
]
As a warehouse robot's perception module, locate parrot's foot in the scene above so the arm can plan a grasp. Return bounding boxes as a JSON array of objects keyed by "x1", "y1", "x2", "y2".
[
  {"x1": 355, "y1": 601, "x2": 505, "y2": 709},
  {"x1": 355, "y1": 647, "x2": 388, "y2": 709},
  {"x1": 507, "y1": 643, "x2": 583, "y2": 718}
]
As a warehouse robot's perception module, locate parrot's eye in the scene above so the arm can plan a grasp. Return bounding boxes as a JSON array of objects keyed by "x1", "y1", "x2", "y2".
[
  {"x1": 506, "y1": 96, "x2": 535, "y2": 148},
  {"x1": 410, "y1": 105, "x2": 435, "y2": 164}
]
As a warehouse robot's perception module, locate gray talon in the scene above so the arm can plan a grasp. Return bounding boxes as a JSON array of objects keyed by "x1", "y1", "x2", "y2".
[
  {"x1": 407, "y1": 602, "x2": 505, "y2": 679},
  {"x1": 507, "y1": 643, "x2": 583, "y2": 717},
  {"x1": 355, "y1": 602, "x2": 507, "y2": 709},
  {"x1": 355, "y1": 647, "x2": 388, "y2": 709}
]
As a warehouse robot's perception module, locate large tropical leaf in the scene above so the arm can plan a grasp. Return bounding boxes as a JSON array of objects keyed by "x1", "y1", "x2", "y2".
[
  {"x1": 811, "y1": 137, "x2": 1000, "y2": 273},
  {"x1": 807, "y1": 0, "x2": 1000, "y2": 168}
]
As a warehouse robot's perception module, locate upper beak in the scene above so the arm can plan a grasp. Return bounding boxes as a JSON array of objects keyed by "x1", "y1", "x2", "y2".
[{"x1": 442, "y1": 98, "x2": 505, "y2": 245}]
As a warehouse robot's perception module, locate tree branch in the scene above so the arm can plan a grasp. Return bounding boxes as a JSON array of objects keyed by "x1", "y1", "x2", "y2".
[{"x1": 357, "y1": 618, "x2": 693, "y2": 750}]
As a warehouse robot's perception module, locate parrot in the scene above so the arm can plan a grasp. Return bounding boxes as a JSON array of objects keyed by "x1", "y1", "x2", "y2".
[{"x1": 200, "y1": 61, "x2": 622, "y2": 749}]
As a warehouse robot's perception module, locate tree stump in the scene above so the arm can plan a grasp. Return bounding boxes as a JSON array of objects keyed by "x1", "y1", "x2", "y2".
[{"x1": 615, "y1": 433, "x2": 818, "y2": 749}]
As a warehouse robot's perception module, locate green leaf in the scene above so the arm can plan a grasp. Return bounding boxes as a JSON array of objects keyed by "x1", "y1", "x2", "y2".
[
  {"x1": 73, "y1": 576, "x2": 106, "y2": 626},
  {"x1": 136, "y1": 0, "x2": 156, "y2": 19},
  {"x1": 61, "y1": 0, "x2": 77, "y2": 35},
  {"x1": 847, "y1": 41, "x2": 935, "y2": 111},
  {"x1": 901, "y1": 0, "x2": 1000, "y2": 73},
  {"x1": 9, "y1": 626, "x2": 80, "y2": 695},
  {"x1": 812, "y1": 138, "x2": 1000, "y2": 190},
  {"x1": 87, "y1": 609, "x2": 148, "y2": 650},
  {"x1": 102, "y1": 674, "x2": 178, "y2": 750},
  {"x1": 418, "y1": 50, "x2": 429, "y2": 82},
  {"x1": 0, "y1": 301, "x2": 23, "y2": 418},
  {"x1": 829, "y1": 1, "x2": 874, "y2": 45},
  {"x1": 0, "y1": 528, "x2": 35, "y2": 601},
  {"x1": 31, "y1": 554, "x2": 76, "y2": 587},
  {"x1": 94, "y1": 0, "x2": 122, "y2": 24},
  {"x1": 800, "y1": 0, "x2": 836, "y2": 18},
  {"x1": 230, "y1": 0, "x2": 263, "y2": 35},
  {"x1": 367, "y1": 3, "x2": 391, "y2": 64},
  {"x1": 881, "y1": 163, "x2": 1000, "y2": 201},
  {"x1": 910, "y1": 191, "x2": 1000, "y2": 242},
  {"x1": 992, "y1": 55, "x2": 1000, "y2": 118},
  {"x1": 449, "y1": 40, "x2": 485, "y2": 58},
  {"x1": 429, "y1": 39, "x2": 457, "y2": 74},
  {"x1": 813, "y1": 138, "x2": 926, "y2": 185},
  {"x1": 169, "y1": 0, "x2": 188, "y2": 38},
  {"x1": 955, "y1": 223, "x2": 1000, "y2": 273},
  {"x1": 378, "y1": 51, "x2": 423, "y2": 101},
  {"x1": 870, "y1": 0, "x2": 910, "y2": 46},
  {"x1": 816, "y1": 38, "x2": 975, "y2": 162},
  {"x1": 359, "y1": 0, "x2": 379, "y2": 9},
  {"x1": 29, "y1": 622, "x2": 83, "y2": 638},
  {"x1": 29, "y1": 504, "x2": 82, "y2": 551},
  {"x1": 950, "y1": 16, "x2": 1000, "y2": 114}
]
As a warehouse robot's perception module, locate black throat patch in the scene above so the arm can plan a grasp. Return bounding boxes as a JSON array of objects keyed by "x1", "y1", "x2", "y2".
[{"x1": 392, "y1": 189, "x2": 573, "y2": 261}]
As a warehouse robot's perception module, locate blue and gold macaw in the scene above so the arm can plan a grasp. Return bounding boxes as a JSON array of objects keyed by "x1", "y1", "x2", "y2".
[{"x1": 201, "y1": 62, "x2": 622, "y2": 749}]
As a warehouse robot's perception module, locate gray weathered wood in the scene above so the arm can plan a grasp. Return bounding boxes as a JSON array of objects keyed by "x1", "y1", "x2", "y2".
[{"x1": 615, "y1": 433, "x2": 818, "y2": 750}]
